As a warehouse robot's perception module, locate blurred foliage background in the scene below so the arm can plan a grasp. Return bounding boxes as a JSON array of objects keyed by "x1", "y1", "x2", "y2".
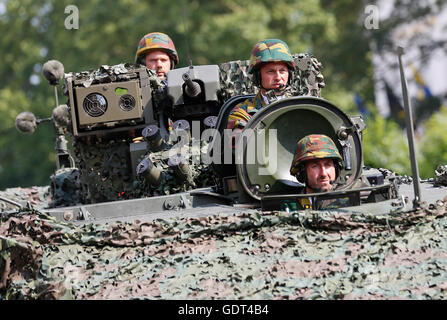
[{"x1": 0, "y1": 0, "x2": 446, "y2": 188}]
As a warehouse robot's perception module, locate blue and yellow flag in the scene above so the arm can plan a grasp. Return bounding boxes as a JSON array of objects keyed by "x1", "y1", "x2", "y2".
[{"x1": 410, "y1": 63, "x2": 432, "y2": 100}]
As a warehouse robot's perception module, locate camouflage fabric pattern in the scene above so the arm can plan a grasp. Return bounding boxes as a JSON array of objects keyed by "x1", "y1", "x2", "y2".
[
  {"x1": 1, "y1": 197, "x2": 447, "y2": 300},
  {"x1": 72, "y1": 135, "x2": 215, "y2": 203},
  {"x1": 135, "y1": 32, "x2": 179, "y2": 65},
  {"x1": 0, "y1": 187, "x2": 50, "y2": 214},
  {"x1": 226, "y1": 91, "x2": 295, "y2": 130},
  {"x1": 219, "y1": 53, "x2": 325, "y2": 101},
  {"x1": 74, "y1": 138, "x2": 136, "y2": 203},
  {"x1": 226, "y1": 92, "x2": 266, "y2": 130},
  {"x1": 49, "y1": 168, "x2": 83, "y2": 208},
  {"x1": 247, "y1": 39, "x2": 295, "y2": 74},
  {"x1": 290, "y1": 134, "x2": 342, "y2": 176},
  {"x1": 219, "y1": 59, "x2": 256, "y2": 101},
  {"x1": 66, "y1": 63, "x2": 163, "y2": 89},
  {"x1": 434, "y1": 165, "x2": 447, "y2": 186},
  {"x1": 132, "y1": 138, "x2": 216, "y2": 197},
  {"x1": 293, "y1": 53, "x2": 325, "y2": 97}
]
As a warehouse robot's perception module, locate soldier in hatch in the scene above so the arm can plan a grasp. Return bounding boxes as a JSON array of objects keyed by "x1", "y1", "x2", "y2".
[
  {"x1": 288, "y1": 134, "x2": 344, "y2": 209},
  {"x1": 133, "y1": 33, "x2": 215, "y2": 196},
  {"x1": 135, "y1": 32, "x2": 179, "y2": 80},
  {"x1": 227, "y1": 38, "x2": 296, "y2": 131}
]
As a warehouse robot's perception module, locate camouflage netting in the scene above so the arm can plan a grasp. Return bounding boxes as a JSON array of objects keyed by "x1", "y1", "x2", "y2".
[
  {"x1": 0, "y1": 187, "x2": 51, "y2": 213},
  {"x1": 218, "y1": 53, "x2": 325, "y2": 101},
  {"x1": 49, "y1": 168, "x2": 83, "y2": 208},
  {"x1": 72, "y1": 135, "x2": 216, "y2": 204},
  {"x1": 132, "y1": 140, "x2": 217, "y2": 198},
  {"x1": 434, "y1": 165, "x2": 447, "y2": 187},
  {"x1": 73, "y1": 138, "x2": 137, "y2": 203},
  {"x1": 1, "y1": 197, "x2": 447, "y2": 300}
]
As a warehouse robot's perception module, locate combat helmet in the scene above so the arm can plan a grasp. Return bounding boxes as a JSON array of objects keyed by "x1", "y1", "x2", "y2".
[
  {"x1": 247, "y1": 39, "x2": 296, "y2": 86},
  {"x1": 290, "y1": 134, "x2": 343, "y2": 183},
  {"x1": 135, "y1": 32, "x2": 179, "y2": 68}
]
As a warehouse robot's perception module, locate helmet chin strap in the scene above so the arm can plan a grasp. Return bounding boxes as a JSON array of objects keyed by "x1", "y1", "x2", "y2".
[{"x1": 275, "y1": 83, "x2": 286, "y2": 91}]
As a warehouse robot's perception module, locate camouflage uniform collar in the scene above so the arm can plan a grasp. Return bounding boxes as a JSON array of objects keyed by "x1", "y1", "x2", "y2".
[{"x1": 254, "y1": 91, "x2": 267, "y2": 109}]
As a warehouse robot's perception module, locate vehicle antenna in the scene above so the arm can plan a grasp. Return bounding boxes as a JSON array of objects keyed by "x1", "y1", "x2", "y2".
[{"x1": 397, "y1": 46, "x2": 422, "y2": 208}]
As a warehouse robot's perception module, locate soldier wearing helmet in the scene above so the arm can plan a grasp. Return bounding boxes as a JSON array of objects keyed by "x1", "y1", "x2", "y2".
[
  {"x1": 290, "y1": 134, "x2": 343, "y2": 195},
  {"x1": 135, "y1": 32, "x2": 179, "y2": 80},
  {"x1": 227, "y1": 39, "x2": 296, "y2": 131}
]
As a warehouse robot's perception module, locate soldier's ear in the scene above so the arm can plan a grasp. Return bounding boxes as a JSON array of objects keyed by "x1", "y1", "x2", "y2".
[
  {"x1": 252, "y1": 69, "x2": 261, "y2": 86},
  {"x1": 334, "y1": 159, "x2": 341, "y2": 179},
  {"x1": 296, "y1": 165, "x2": 306, "y2": 184},
  {"x1": 136, "y1": 55, "x2": 145, "y2": 66}
]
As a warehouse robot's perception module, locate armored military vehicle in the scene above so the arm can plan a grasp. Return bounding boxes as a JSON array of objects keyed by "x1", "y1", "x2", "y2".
[
  {"x1": 2, "y1": 49, "x2": 446, "y2": 223},
  {"x1": 1, "y1": 49, "x2": 447, "y2": 300}
]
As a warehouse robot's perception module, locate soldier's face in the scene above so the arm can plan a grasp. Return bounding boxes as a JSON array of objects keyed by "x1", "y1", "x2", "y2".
[
  {"x1": 260, "y1": 62, "x2": 289, "y2": 92},
  {"x1": 305, "y1": 159, "x2": 336, "y2": 193},
  {"x1": 144, "y1": 50, "x2": 171, "y2": 79}
]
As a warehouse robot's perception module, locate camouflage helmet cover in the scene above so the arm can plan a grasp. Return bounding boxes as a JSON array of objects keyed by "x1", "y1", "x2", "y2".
[
  {"x1": 247, "y1": 39, "x2": 296, "y2": 74},
  {"x1": 290, "y1": 134, "x2": 343, "y2": 176},
  {"x1": 135, "y1": 32, "x2": 179, "y2": 65}
]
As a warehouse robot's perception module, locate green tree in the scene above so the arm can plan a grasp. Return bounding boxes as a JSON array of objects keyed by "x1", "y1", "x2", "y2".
[
  {"x1": 419, "y1": 106, "x2": 447, "y2": 178},
  {"x1": 362, "y1": 109, "x2": 411, "y2": 175}
]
